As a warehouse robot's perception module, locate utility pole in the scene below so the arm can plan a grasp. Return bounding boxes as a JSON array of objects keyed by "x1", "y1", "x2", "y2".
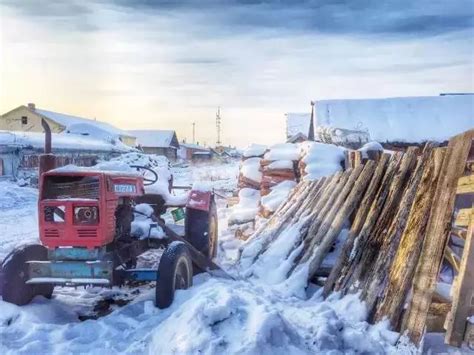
[
  {"x1": 192, "y1": 122, "x2": 196, "y2": 144},
  {"x1": 216, "y1": 107, "x2": 222, "y2": 146}
]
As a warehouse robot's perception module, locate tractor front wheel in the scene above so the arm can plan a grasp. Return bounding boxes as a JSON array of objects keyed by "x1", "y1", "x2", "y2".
[
  {"x1": 155, "y1": 242, "x2": 193, "y2": 309},
  {"x1": 1, "y1": 244, "x2": 54, "y2": 306}
]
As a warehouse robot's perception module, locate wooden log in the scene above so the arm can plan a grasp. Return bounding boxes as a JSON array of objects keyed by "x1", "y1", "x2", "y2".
[
  {"x1": 373, "y1": 147, "x2": 445, "y2": 326},
  {"x1": 323, "y1": 153, "x2": 391, "y2": 297},
  {"x1": 334, "y1": 153, "x2": 403, "y2": 292},
  {"x1": 445, "y1": 202, "x2": 474, "y2": 346},
  {"x1": 303, "y1": 162, "x2": 376, "y2": 281},
  {"x1": 304, "y1": 170, "x2": 353, "y2": 243},
  {"x1": 402, "y1": 129, "x2": 474, "y2": 346},
  {"x1": 363, "y1": 146, "x2": 434, "y2": 313},
  {"x1": 345, "y1": 148, "x2": 418, "y2": 291},
  {"x1": 310, "y1": 166, "x2": 365, "y2": 250}
]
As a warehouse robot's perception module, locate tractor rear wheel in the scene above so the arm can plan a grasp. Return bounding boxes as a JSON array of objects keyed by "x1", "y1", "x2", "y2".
[
  {"x1": 155, "y1": 242, "x2": 193, "y2": 309},
  {"x1": 185, "y1": 197, "x2": 218, "y2": 259},
  {"x1": 1, "y1": 244, "x2": 54, "y2": 306}
]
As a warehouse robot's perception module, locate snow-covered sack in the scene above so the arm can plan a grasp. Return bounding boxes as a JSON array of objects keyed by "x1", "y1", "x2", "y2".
[
  {"x1": 299, "y1": 142, "x2": 346, "y2": 181},
  {"x1": 264, "y1": 143, "x2": 300, "y2": 161},
  {"x1": 242, "y1": 144, "x2": 267, "y2": 158}
]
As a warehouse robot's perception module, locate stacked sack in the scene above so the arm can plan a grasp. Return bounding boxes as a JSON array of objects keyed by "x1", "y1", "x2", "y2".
[
  {"x1": 260, "y1": 143, "x2": 299, "y2": 195},
  {"x1": 259, "y1": 143, "x2": 300, "y2": 217},
  {"x1": 299, "y1": 141, "x2": 346, "y2": 180},
  {"x1": 238, "y1": 144, "x2": 267, "y2": 190}
]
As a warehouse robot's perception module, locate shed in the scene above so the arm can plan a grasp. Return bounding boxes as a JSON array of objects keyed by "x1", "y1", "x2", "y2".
[
  {"x1": 313, "y1": 95, "x2": 474, "y2": 149},
  {"x1": 129, "y1": 130, "x2": 180, "y2": 161}
]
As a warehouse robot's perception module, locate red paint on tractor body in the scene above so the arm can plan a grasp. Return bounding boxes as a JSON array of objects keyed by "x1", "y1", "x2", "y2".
[{"x1": 39, "y1": 170, "x2": 144, "y2": 249}]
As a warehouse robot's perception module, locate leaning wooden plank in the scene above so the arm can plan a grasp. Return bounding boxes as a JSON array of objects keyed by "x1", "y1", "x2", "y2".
[
  {"x1": 374, "y1": 148, "x2": 445, "y2": 326},
  {"x1": 457, "y1": 174, "x2": 474, "y2": 195},
  {"x1": 347, "y1": 147, "x2": 418, "y2": 291},
  {"x1": 402, "y1": 129, "x2": 474, "y2": 346},
  {"x1": 304, "y1": 161, "x2": 376, "y2": 281},
  {"x1": 363, "y1": 146, "x2": 435, "y2": 313},
  {"x1": 444, "y1": 246, "x2": 461, "y2": 273},
  {"x1": 335, "y1": 153, "x2": 403, "y2": 292},
  {"x1": 298, "y1": 167, "x2": 362, "y2": 266},
  {"x1": 323, "y1": 153, "x2": 391, "y2": 296},
  {"x1": 445, "y1": 205, "x2": 474, "y2": 346}
]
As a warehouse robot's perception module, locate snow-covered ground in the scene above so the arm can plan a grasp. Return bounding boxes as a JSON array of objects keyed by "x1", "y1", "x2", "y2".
[{"x1": 0, "y1": 160, "x2": 463, "y2": 354}]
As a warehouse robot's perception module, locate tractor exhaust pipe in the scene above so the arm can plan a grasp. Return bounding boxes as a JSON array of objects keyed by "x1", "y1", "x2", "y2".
[
  {"x1": 39, "y1": 118, "x2": 56, "y2": 177},
  {"x1": 41, "y1": 118, "x2": 52, "y2": 154}
]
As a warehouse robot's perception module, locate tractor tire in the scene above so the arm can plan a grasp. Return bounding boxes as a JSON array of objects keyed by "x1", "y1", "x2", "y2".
[
  {"x1": 1, "y1": 244, "x2": 54, "y2": 306},
  {"x1": 185, "y1": 197, "x2": 218, "y2": 259},
  {"x1": 155, "y1": 242, "x2": 193, "y2": 309}
]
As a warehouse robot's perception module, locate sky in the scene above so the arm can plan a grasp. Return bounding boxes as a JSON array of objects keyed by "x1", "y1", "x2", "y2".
[{"x1": 0, "y1": 0, "x2": 473, "y2": 147}]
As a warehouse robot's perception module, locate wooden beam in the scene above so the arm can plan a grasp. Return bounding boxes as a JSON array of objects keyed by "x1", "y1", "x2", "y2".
[
  {"x1": 444, "y1": 246, "x2": 461, "y2": 273},
  {"x1": 445, "y1": 204, "x2": 474, "y2": 346},
  {"x1": 402, "y1": 129, "x2": 474, "y2": 346}
]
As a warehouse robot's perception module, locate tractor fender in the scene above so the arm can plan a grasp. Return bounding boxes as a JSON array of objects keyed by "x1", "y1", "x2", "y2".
[{"x1": 186, "y1": 189, "x2": 213, "y2": 212}]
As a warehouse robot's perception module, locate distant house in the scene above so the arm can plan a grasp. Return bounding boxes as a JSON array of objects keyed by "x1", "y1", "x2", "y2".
[
  {"x1": 0, "y1": 130, "x2": 132, "y2": 178},
  {"x1": 313, "y1": 94, "x2": 474, "y2": 149},
  {"x1": 129, "y1": 130, "x2": 180, "y2": 161},
  {"x1": 178, "y1": 143, "x2": 212, "y2": 161},
  {"x1": 285, "y1": 112, "x2": 314, "y2": 143},
  {"x1": 0, "y1": 103, "x2": 136, "y2": 146}
]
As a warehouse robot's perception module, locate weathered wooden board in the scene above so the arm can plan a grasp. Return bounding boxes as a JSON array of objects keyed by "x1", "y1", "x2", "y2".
[
  {"x1": 374, "y1": 148, "x2": 445, "y2": 326},
  {"x1": 402, "y1": 129, "x2": 474, "y2": 345},
  {"x1": 445, "y1": 204, "x2": 474, "y2": 346}
]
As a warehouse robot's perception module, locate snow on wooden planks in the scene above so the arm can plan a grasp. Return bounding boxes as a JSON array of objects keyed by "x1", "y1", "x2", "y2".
[{"x1": 238, "y1": 129, "x2": 473, "y2": 348}]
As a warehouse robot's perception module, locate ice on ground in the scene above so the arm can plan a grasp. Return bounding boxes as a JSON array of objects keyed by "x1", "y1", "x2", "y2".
[
  {"x1": 264, "y1": 143, "x2": 300, "y2": 161},
  {"x1": 240, "y1": 157, "x2": 263, "y2": 183},
  {"x1": 261, "y1": 180, "x2": 297, "y2": 212},
  {"x1": 242, "y1": 144, "x2": 267, "y2": 158},
  {"x1": 228, "y1": 188, "x2": 260, "y2": 225}
]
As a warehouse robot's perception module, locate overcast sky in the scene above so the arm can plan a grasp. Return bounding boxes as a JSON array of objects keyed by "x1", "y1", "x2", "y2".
[{"x1": 0, "y1": 0, "x2": 473, "y2": 146}]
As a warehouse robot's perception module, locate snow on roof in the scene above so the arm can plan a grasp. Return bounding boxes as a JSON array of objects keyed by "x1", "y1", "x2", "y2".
[
  {"x1": 180, "y1": 143, "x2": 210, "y2": 151},
  {"x1": 34, "y1": 108, "x2": 132, "y2": 139},
  {"x1": 286, "y1": 113, "x2": 311, "y2": 139},
  {"x1": 0, "y1": 130, "x2": 133, "y2": 153},
  {"x1": 315, "y1": 95, "x2": 474, "y2": 143},
  {"x1": 128, "y1": 130, "x2": 178, "y2": 148}
]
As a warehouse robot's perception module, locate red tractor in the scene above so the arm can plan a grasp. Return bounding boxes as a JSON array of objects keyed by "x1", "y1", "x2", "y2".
[{"x1": 0, "y1": 122, "x2": 219, "y2": 309}]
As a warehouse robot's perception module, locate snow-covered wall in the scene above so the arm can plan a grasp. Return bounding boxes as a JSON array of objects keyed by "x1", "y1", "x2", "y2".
[{"x1": 315, "y1": 95, "x2": 474, "y2": 143}]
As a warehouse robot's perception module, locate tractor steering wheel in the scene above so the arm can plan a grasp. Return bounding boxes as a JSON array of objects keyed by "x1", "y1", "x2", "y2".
[{"x1": 130, "y1": 165, "x2": 159, "y2": 186}]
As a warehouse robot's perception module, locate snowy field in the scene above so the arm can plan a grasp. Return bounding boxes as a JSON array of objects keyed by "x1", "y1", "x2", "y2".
[{"x1": 0, "y1": 160, "x2": 462, "y2": 354}]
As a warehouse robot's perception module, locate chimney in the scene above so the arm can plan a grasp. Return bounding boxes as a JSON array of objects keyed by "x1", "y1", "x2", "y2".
[{"x1": 27, "y1": 103, "x2": 36, "y2": 110}]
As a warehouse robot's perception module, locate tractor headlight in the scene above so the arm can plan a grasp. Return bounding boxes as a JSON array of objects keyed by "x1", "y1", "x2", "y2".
[{"x1": 74, "y1": 206, "x2": 99, "y2": 225}]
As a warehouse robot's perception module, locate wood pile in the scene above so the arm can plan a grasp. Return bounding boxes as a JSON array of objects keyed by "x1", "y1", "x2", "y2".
[{"x1": 239, "y1": 129, "x2": 474, "y2": 348}]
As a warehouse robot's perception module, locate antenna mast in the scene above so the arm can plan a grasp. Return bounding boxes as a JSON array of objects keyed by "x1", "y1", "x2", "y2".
[{"x1": 216, "y1": 107, "x2": 222, "y2": 145}]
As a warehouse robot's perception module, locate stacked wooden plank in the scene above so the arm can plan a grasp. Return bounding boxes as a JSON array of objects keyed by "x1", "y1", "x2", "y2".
[{"x1": 239, "y1": 129, "x2": 474, "y2": 348}]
